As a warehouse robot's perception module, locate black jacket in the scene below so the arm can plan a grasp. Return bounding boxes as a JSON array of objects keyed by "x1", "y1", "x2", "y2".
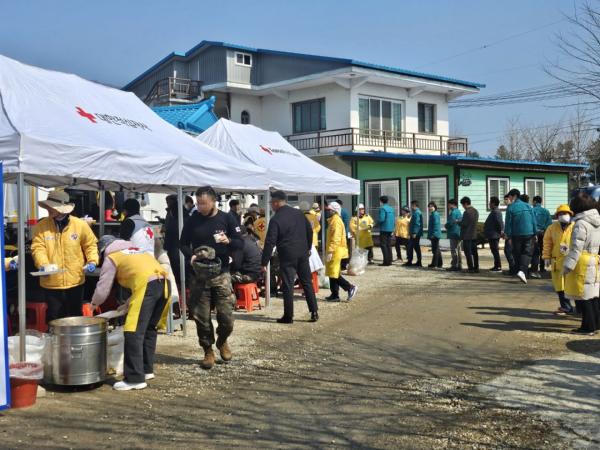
[
  {"x1": 231, "y1": 235, "x2": 262, "y2": 277},
  {"x1": 483, "y1": 208, "x2": 504, "y2": 240},
  {"x1": 261, "y1": 205, "x2": 312, "y2": 266},
  {"x1": 460, "y1": 206, "x2": 479, "y2": 240}
]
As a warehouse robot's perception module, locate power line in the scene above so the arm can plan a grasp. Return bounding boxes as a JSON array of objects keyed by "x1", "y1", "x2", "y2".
[{"x1": 415, "y1": 19, "x2": 565, "y2": 70}]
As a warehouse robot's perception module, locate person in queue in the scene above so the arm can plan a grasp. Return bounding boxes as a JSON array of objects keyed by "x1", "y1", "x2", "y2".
[
  {"x1": 445, "y1": 199, "x2": 462, "y2": 272},
  {"x1": 542, "y1": 205, "x2": 575, "y2": 315},
  {"x1": 427, "y1": 202, "x2": 443, "y2": 269},
  {"x1": 31, "y1": 190, "x2": 98, "y2": 323},
  {"x1": 394, "y1": 206, "x2": 410, "y2": 262},
  {"x1": 228, "y1": 198, "x2": 242, "y2": 226},
  {"x1": 404, "y1": 200, "x2": 423, "y2": 267},
  {"x1": 120, "y1": 198, "x2": 154, "y2": 254},
  {"x1": 502, "y1": 194, "x2": 516, "y2": 275},
  {"x1": 377, "y1": 196, "x2": 395, "y2": 266},
  {"x1": 460, "y1": 197, "x2": 479, "y2": 273},
  {"x1": 562, "y1": 193, "x2": 600, "y2": 334},
  {"x1": 504, "y1": 188, "x2": 537, "y2": 284},
  {"x1": 530, "y1": 195, "x2": 553, "y2": 279},
  {"x1": 325, "y1": 201, "x2": 358, "y2": 302},
  {"x1": 184, "y1": 195, "x2": 196, "y2": 217},
  {"x1": 350, "y1": 203, "x2": 374, "y2": 264},
  {"x1": 261, "y1": 190, "x2": 318, "y2": 323},
  {"x1": 90, "y1": 235, "x2": 170, "y2": 391},
  {"x1": 163, "y1": 194, "x2": 181, "y2": 280},
  {"x1": 231, "y1": 231, "x2": 262, "y2": 284},
  {"x1": 483, "y1": 196, "x2": 504, "y2": 272},
  {"x1": 180, "y1": 186, "x2": 242, "y2": 369},
  {"x1": 300, "y1": 201, "x2": 321, "y2": 251}
]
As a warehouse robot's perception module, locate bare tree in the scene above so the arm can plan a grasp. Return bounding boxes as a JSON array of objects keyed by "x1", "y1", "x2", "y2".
[
  {"x1": 567, "y1": 104, "x2": 594, "y2": 162},
  {"x1": 522, "y1": 122, "x2": 563, "y2": 161},
  {"x1": 495, "y1": 117, "x2": 525, "y2": 160}
]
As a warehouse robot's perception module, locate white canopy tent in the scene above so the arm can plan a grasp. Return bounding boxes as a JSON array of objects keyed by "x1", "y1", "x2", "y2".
[
  {"x1": 0, "y1": 54, "x2": 270, "y2": 360},
  {"x1": 196, "y1": 119, "x2": 360, "y2": 195}
]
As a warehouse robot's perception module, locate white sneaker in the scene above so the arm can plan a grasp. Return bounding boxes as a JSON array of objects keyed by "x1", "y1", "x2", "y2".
[
  {"x1": 530, "y1": 272, "x2": 541, "y2": 279},
  {"x1": 113, "y1": 380, "x2": 147, "y2": 391},
  {"x1": 517, "y1": 271, "x2": 527, "y2": 284},
  {"x1": 145, "y1": 373, "x2": 155, "y2": 381},
  {"x1": 347, "y1": 285, "x2": 358, "y2": 301}
]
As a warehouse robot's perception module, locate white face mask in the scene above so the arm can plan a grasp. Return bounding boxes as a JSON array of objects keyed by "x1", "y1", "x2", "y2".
[{"x1": 558, "y1": 214, "x2": 571, "y2": 224}]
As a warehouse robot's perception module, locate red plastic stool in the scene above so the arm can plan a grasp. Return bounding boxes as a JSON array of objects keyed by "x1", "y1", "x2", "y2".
[
  {"x1": 312, "y1": 271, "x2": 319, "y2": 294},
  {"x1": 25, "y1": 303, "x2": 48, "y2": 333},
  {"x1": 234, "y1": 283, "x2": 261, "y2": 313}
]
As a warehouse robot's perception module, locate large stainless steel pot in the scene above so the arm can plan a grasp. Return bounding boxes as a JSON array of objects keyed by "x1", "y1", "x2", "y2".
[{"x1": 49, "y1": 316, "x2": 107, "y2": 386}]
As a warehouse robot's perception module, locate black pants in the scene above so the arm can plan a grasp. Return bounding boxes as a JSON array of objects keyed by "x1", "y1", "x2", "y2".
[
  {"x1": 124, "y1": 280, "x2": 169, "y2": 383},
  {"x1": 380, "y1": 232, "x2": 393, "y2": 265},
  {"x1": 407, "y1": 236, "x2": 422, "y2": 264},
  {"x1": 531, "y1": 231, "x2": 546, "y2": 273},
  {"x1": 330, "y1": 275, "x2": 352, "y2": 298},
  {"x1": 511, "y1": 236, "x2": 534, "y2": 274},
  {"x1": 430, "y1": 237, "x2": 443, "y2": 267},
  {"x1": 341, "y1": 238, "x2": 351, "y2": 270},
  {"x1": 557, "y1": 291, "x2": 573, "y2": 312},
  {"x1": 489, "y1": 238, "x2": 501, "y2": 269},
  {"x1": 44, "y1": 285, "x2": 84, "y2": 323},
  {"x1": 574, "y1": 298, "x2": 600, "y2": 332},
  {"x1": 395, "y1": 237, "x2": 408, "y2": 260},
  {"x1": 462, "y1": 239, "x2": 479, "y2": 270},
  {"x1": 365, "y1": 246, "x2": 374, "y2": 262},
  {"x1": 279, "y1": 255, "x2": 318, "y2": 319},
  {"x1": 504, "y1": 239, "x2": 516, "y2": 273}
]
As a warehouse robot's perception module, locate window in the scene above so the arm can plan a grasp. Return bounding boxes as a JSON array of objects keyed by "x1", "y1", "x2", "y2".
[
  {"x1": 488, "y1": 177, "x2": 510, "y2": 209},
  {"x1": 292, "y1": 98, "x2": 326, "y2": 133},
  {"x1": 525, "y1": 178, "x2": 544, "y2": 199},
  {"x1": 418, "y1": 103, "x2": 436, "y2": 133},
  {"x1": 358, "y1": 97, "x2": 403, "y2": 135},
  {"x1": 408, "y1": 177, "x2": 447, "y2": 230},
  {"x1": 235, "y1": 52, "x2": 252, "y2": 67},
  {"x1": 241, "y1": 110, "x2": 250, "y2": 125},
  {"x1": 364, "y1": 180, "x2": 399, "y2": 232}
]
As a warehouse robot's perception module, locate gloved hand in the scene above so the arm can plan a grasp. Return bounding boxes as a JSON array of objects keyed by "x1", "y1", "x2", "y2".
[
  {"x1": 41, "y1": 264, "x2": 58, "y2": 272},
  {"x1": 8, "y1": 258, "x2": 18, "y2": 271},
  {"x1": 326, "y1": 253, "x2": 333, "y2": 262},
  {"x1": 83, "y1": 263, "x2": 97, "y2": 273}
]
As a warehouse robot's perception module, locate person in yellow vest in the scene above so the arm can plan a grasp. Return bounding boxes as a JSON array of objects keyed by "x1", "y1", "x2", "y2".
[
  {"x1": 562, "y1": 193, "x2": 600, "y2": 335},
  {"x1": 300, "y1": 201, "x2": 321, "y2": 248},
  {"x1": 325, "y1": 202, "x2": 358, "y2": 302},
  {"x1": 542, "y1": 204, "x2": 575, "y2": 315},
  {"x1": 350, "y1": 203, "x2": 374, "y2": 264},
  {"x1": 31, "y1": 190, "x2": 99, "y2": 323},
  {"x1": 394, "y1": 206, "x2": 410, "y2": 261},
  {"x1": 253, "y1": 209, "x2": 268, "y2": 248},
  {"x1": 90, "y1": 235, "x2": 170, "y2": 391}
]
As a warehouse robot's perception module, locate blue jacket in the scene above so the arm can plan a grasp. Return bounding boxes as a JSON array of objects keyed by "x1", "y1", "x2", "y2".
[
  {"x1": 445, "y1": 207, "x2": 462, "y2": 240},
  {"x1": 409, "y1": 208, "x2": 424, "y2": 237},
  {"x1": 340, "y1": 208, "x2": 351, "y2": 235},
  {"x1": 378, "y1": 204, "x2": 395, "y2": 232},
  {"x1": 427, "y1": 210, "x2": 442, "y2": 239},
  {"x1": 505, "y1": 199, "x2": 537, "y2": 237},
  {"x1": 532, "y1": 204, "x2": 552, "y2": 232}
]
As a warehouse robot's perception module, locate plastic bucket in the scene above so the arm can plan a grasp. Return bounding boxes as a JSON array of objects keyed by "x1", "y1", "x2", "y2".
[{"x1": 9, "y1": 362, "x2": 43, "y2": 408}]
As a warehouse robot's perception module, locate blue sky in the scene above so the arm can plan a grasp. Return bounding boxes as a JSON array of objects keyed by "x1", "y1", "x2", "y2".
[{"x1": 0, "y1": 0, "x2": 582, "y2": 155}]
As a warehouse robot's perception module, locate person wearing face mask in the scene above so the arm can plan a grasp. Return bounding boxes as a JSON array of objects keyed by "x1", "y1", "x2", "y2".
[
  {"x1": 31, "y1": 190, "x2": 99, "y2": 323},
  {"x1": 542, "y1": 205, "x2": 575, "y2": 315},
  {"x1": 427, "y1": 202, "x2": 443, "y2": 269},
  {"x1": 350, "y1": 203, "x2": 374, "y2": 264}
]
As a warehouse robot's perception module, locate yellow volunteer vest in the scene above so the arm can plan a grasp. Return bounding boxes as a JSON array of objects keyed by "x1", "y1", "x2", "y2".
[
  {"x1": 254, "y1": 217, "x2": 267, "y2": 247},
  {"x1": 350, "y1": 215, "x2": 374, "y2": 249},
  {"x1": 564, "y1": 251, "x2": 600, "y2": 299},
  {"x1": 549, "y1": 224, "x2": 573, "y2": 292},
  {"x1": 108, "y1": 249, "x2": 168, "y2": 332},
  {"x1": 304, "y1": 211, "x2": 321, "y2": 247},
  {"x1": 325, "y1": 214, "x2": 348, "y2": 279}
]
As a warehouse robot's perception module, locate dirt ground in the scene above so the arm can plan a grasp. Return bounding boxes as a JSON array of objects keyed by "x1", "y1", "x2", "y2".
[{"x1": 2, "y1": 247, "x2": 598, "y2": 449}]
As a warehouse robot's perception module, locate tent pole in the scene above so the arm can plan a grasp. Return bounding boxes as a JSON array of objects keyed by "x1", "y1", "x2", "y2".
[
  {"x1": 98, "y1": 188, "x2": 105, "y2": 237},
  {"x1": 265, "y1": 190, "x2": 271, "y2": 309},
  {"x1": 177, "y1": 187, "x2": 187, "y2": 337},
  {"x1": 321, "y1": 194, "x2": 326, "y2": 263},
  {"x1": 17, "y1": 173, "x2": 26, "y2": 361}
]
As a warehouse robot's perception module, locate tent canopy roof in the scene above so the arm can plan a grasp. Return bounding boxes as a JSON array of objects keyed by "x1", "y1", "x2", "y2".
[
  {"x1": 0, "y1": 55, "x2": 268, "y2": 193},
  {"x1": 196, "y1": 119, "x2": 360, "y2": 195}
]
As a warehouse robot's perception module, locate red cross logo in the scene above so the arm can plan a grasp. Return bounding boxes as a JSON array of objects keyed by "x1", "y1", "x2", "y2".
[
  {"x1": 257, "y1": 222, "x2": 265, "y2": 232},
  {"x1": 144, "y1": 227, "x2": 154, "y2": 240},
  {"x1": 260, "y1": 145, "x2": 273, "y2": 155},
  {"x1": 76, "y1": 106, "x2": 96, "y2": 123}
]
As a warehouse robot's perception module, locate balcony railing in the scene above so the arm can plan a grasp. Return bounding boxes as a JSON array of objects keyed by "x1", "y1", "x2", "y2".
[
  {"x1": 144, "y1": 77, "x2": 202, "y2": 105},
  {"x1": 285, "y1": 128, "x2": 468, "y2": 156}
]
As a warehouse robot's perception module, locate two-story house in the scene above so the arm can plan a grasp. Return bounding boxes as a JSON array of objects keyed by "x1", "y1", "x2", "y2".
[{"x1": 125, "y1": 41, "x2": 585, "y2": 230}]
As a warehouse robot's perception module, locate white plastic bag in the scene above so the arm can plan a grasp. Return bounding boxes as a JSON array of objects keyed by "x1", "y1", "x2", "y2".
[
  {"x1": 107, "y1": 326, "x2": 124, "y2": 376},
  {"x1": 318, "y1": 268, "x2": 330, "y2": 289},
  {"x1": 347, "y1": 248, "x2": 368, "y2": 276},
  {"x1": 8, "y1": 330, "x2": 47, "y2": 364},
  {"x1": 9, "y1": 362, "x2": 44, "y2": 380}
]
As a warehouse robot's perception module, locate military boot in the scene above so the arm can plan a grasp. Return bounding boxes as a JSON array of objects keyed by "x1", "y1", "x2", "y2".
[
  {"x1": 216, "y1": 337, "x2": 233, "y2": 362},
  {"x1": 201, "y1": 346, "x2": 216, "y2": 370}
]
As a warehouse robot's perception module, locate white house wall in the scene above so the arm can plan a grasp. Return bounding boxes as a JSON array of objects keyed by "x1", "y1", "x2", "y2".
[{"x1": 230, "y1": 94, "x2": 263, "y2": 128}]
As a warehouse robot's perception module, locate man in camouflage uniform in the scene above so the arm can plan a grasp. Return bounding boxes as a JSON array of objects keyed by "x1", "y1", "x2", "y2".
[{"x1": 180, "y1": 186, "x2": 243, "y2": 370}]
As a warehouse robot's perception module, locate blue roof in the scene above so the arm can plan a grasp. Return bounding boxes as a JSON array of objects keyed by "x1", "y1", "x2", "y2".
[
  {"x1": 123, "y1": 40, "x2": 485, "y2": 90},
  {"x1": 335, "y1": 151, "x2": 587, "y2": 171},
  {"x1": 152, "y1": 96, "x2": 218, "y2": 134}
]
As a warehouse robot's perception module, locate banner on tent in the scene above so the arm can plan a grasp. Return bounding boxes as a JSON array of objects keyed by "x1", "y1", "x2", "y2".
[{"x1": 0, "y1": 166, "x2": 9, "y2": 410}]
